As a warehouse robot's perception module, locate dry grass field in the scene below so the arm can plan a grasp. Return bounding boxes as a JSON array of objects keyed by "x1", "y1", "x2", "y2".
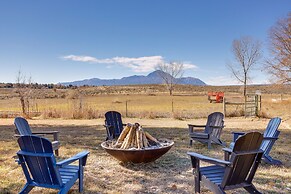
[
  {"x1": 0, "y1": 84, "x2": 290, "y2": 117},
  {"x1": 0, "y1": 117, "x2": 291, "y2": 194},
  {"x1": 0, "y1": 85, "x2": 290, "y2": 193}
]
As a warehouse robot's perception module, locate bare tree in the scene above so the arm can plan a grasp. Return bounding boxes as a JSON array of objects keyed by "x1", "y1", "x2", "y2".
[
  {"x1": 228, "y1": 36, "x2": 262, "y2": 96},
  {"x1": 155, "y1": 61, "x2": 184, "y2": 95},
  {"x1": 15, "y1": 70, "x2": 33, "y2": 116},
  {"x1": 265, "y1": 12, "x2": 291, "y2": 84}
]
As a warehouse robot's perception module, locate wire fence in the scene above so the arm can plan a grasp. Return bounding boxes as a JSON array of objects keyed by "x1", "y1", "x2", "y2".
[{"x1": 0, "y1": 95, "x2": 224, "y2": 119}]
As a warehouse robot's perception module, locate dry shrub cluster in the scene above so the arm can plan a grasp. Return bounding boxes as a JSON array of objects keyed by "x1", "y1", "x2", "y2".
[
  {"x1": 41, "y1": 107, "x2": 102, "y2": 119},
  {"x1": 126, "y1": 111, "x2": 170, "y2": 119},
  {"x1": 42, "y1": 108, "x2": 61, "y2": 119},
  {"x1": 0, "y1": 112, "x2": 9, "y2": 118},
  {"x1": 172, "y1": 111, "x2": 210, "y2": 120},
  {"x1": 226, "y1": 109, "x2": 245, "y2": 117},
  {"x1": 257, "y1": 111, "x2": 272, "y2": 119},
  {"x1": 126, "y1": 111, "x2": 211, "y2": 120}
]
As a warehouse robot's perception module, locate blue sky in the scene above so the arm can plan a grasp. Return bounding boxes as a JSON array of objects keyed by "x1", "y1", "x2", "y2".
[{"x1": 0, "y1": 1, "x2": 290, "y2": 85}]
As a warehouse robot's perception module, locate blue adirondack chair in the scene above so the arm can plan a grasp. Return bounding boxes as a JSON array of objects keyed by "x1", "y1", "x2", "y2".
[
  {"x1": 224, "y1": 117, "x2": 282, "y2": 165},
  {"x1": 188, "y1": 112, "x2": 226, "y2": 149},
  {"x1": 188, "y1": 132, "x2": 264, "y2": 193},
  {"x1": 104, "y1": 111, "x2": 126, "y2": 140},
  {"x1": 16, "y1": 135, "x2": 89, "y2": 194},
  {"x1": 14, "y1": 117, "x2": 60, "y2": 156}
]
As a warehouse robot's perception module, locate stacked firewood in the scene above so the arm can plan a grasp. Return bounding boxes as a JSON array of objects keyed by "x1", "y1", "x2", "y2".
[{"x1": 111, "y1": 123, "x2": 161, "y2": 149}]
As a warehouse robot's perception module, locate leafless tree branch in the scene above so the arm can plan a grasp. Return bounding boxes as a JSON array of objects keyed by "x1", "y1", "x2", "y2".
[
  {"x1": 228, "y1": 36, "x2": 262, "y2": 96},
  {"x1": 155, "y1": 61, "x2": 184, "y2": 95},
  {"x1": 265, "y1": 12, "x2": 291, "y2": 84}
]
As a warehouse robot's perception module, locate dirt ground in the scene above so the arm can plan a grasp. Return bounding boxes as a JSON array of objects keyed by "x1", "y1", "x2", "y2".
[{"x1": 0, "y1": 117, "x2": 290, "y2": 193}]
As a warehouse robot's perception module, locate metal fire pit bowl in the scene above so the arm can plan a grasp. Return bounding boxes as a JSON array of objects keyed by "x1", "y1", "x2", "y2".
[{"x1": 101, "y1": 139, "x2": 174, "y2": 163}]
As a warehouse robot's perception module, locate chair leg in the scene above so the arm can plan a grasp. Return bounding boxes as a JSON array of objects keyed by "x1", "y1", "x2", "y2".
[
  {"x1": 58, "y1": 188, "x2": 70, "y2": 194},
  {"x1": 224, "y1": 151, "x2": 230, "y2": 161},
  {"x1": 55, "y1": 149, "x2": 59, "y2": 156},
  {"x1": 207, "y1": 140, "x2": 212, "y2": 149},
  {"x1": 214, "y1": 187, "x2": 226, "y2": 194},
  {"x1": 190, "y1": 139, "x2": 193, "y2": 146},
  {"x1": 211, "y1": 136, "x2": 226, "y2": 147},
  {"x1": 79, "y1": 165, "x2": 84, "y2": 192},
  {"x1": 244, "y1": 184, "x2": 262, "y2": 194},
  {"x1": 194, "y1": 173, "x2": 200, "y2": 193},
  {"x1": 19, "y1": 183, "x2": 34, "y2": 194},
  {"x1": 263, "y1": 155, "x2": 282, "y2": 165}
]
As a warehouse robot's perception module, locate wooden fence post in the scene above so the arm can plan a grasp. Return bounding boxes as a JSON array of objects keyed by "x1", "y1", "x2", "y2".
[
  {"x1": 223, "y1": 97, "x2": 226, "y2": 116},
  {"x1": 125, "y1": 100, "x2": 128, "y2": 117},
  {"x1": 244, "y1": 95, "x2": 247, "y2": 117},
  {"x1": 172, "y1": 99, "x2": 174, "y2": 113}
]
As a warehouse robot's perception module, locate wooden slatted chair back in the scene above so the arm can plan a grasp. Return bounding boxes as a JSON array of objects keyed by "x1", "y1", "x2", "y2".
[
  {"x1": 221, "y1": 132, "x2": 263, "y2": 188},
  {"x1": 205, "y1": 112, "x2": 224, "y2": 137},
  {"x1": 14, "y1": 117, "x2": 33, "y2": 135},
  {"x1": 261, "y1": 117, "x2": 281, "y2": 152},
  {"x1": 17, "y1": 135, "x2": 63, "y2": 186},
  {"x1": 105, "y1": 111, "x2": 124, "y2": 137}
]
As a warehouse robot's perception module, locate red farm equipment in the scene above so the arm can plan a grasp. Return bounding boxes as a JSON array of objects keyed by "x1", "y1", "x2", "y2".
[{"x1": 208, "y1": 91, "x2": 224, "y2": 103}]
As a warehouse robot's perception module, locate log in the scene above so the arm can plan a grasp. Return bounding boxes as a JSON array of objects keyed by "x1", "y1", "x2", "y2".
[
  {"x1": 123, "y1": 125, "x2": 136, "y2": 149},
  {"x1": 142, "y1": 130, "x2": 149, "y2": 148},
  {"x1": 130, "y1": 129, "x2": 136, "y2": 147},
  {"x1": 121, "y1": 125, "x2": 132, "y2": 149},
  {"x1": 145, "y1": 131, "x2": 158, "y2": 143},
  {"x1": 109, "y1": 123, "x2": 163, "y2": 150},
  {"x1": 116, "y1": 124, "x2": 131, "y2": 144},
  {"x1": 136, "y1": 129, "x2": 141, "y2": 149},
  {"x1": 139, "y1": 130, "x2": 144, "y2": 149}
]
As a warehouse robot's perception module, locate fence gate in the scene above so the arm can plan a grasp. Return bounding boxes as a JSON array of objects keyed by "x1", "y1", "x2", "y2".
[{"x1": 244, "y1": 94, "x2": 261, "y2": 117}]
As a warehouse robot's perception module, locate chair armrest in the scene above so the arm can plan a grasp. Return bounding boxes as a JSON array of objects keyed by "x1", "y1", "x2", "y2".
[
  {"x1": 188, "y1": 124, "x2": 206, "y2": 133},
  {"x1": 188, "y1": 124, "x2": 206, "y2": 128},
  {"x1": 103, "y1": 124, "x2": 113, "y2": 128},
  {"x1": 222, "y1": 147, "x2": 232, "y2": 153},
  {"x1": 57, "y1": 151, "x2": 90, "y2": 167},
  {"x1": 263, "y1": 137, "x2": 278, "y2": 140},
  {"x1": 32, "y1": 131, "x2": 59, "y2": 134},
  {"x1": 187, "y1": 152, "x2": 231, "y2": 166},
  {"x1": 209, "y1": 125, "x2": 224, "y2": 129},
  {"x1": 17, "y1": 150, "x2": 53, "y2": 158},
  {"x1": 32, "y1": 131, "x2": 59, "y2": 141}
]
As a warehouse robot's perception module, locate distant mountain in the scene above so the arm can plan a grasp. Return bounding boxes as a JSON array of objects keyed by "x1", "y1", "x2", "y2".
[{"x1": 60, "y1": 70, "x2": 206, "y2": 86}]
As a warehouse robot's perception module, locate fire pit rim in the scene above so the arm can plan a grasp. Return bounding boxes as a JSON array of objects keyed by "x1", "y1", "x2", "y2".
[
  {"x1": 101, "y1": 139, "x2": 174, "y2": 163},
  {"x1": 101, "y1": 139, "x2": 174, "y2": 151}
]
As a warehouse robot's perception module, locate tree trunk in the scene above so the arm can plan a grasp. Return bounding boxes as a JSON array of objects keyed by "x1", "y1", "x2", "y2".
[
  {"x1": 20, "y1": 96, "x2": 26, "y2": 115},
  {"x1": 244, "y1": 72, "x2": 247, "y2": 96}
]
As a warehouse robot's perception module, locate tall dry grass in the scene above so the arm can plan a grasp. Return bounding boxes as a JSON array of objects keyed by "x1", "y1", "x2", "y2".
[{"x1": 0, "y1": 93, "x2": 290, "y2": 121}]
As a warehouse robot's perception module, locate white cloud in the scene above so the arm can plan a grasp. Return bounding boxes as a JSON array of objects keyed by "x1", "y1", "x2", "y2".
[
  {"x1": 62, "y1": 55, "x2": 197, "y2": 73},
  {"x1": 184, "y1": 62, "x2": 197, "y2": 70}
]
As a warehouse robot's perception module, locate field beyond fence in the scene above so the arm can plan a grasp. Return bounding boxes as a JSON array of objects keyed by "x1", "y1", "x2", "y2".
[{"x1": 0, "y1": 93, "x2": 290, "y2": 121}]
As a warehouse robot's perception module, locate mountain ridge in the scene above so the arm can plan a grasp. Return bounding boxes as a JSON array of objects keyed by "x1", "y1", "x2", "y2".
[{"x1": 60, "y1": 70, "x2": 206, "y2": 86}]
